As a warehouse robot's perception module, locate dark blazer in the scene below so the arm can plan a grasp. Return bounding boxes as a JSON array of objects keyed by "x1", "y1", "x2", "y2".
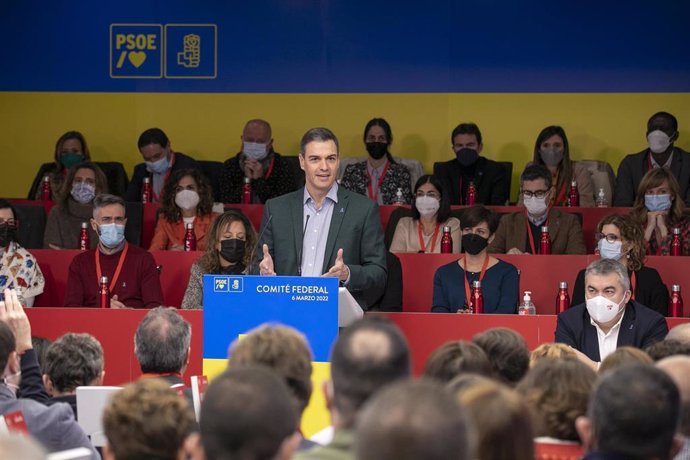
[
  {"x1": 219, "y1": 151, "x2": 298, "y2": 203},
  {"x1": 555, "y1": 301, "x2": 668, "y2": 362},
  {"x1": 125, "y1": 151, "x2": 198, "y2": 202},
  {"x1": 613, "y1": 147, "x2": 690, "y2": 207},
  {"x1": 256, "y1": 186, "x2": 387, "y2": 309},
  {"x1": 433, "y1": 157, "x2": 508, "y2": 205}
]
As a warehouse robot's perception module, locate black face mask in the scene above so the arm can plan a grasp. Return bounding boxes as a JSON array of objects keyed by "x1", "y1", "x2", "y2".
[
  {"x1": 456, "y1": 148, "x2": 479, "y2": 167},
  {"x1": 366, "y1": 142, "x2": 388, "y2": 160},
  {"x1": 462, "y1": 233, "x2": 488, "y2": 255},
  {"x1": 0, "y1": 223, "x2": 17, "y2": 247},
  {"x1": 220, "y1": 239, "x2": 246, "y2": 264}
]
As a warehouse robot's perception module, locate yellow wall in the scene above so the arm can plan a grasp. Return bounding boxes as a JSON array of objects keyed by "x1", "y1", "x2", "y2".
[{"x1": 2, "y1": 92, "x2": 689, "y2": 198}]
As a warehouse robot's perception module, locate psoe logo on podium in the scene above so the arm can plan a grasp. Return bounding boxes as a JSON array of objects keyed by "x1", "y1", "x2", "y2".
[
  {"x1": 213, "y1": 276, "x2": 243, "y2": 293},
  {"x1": 110, "y1": 24, "x2": 163, "y2": 79},
  {"x1": 165, "y1": 24, "x2": 217, "y2": 79}
]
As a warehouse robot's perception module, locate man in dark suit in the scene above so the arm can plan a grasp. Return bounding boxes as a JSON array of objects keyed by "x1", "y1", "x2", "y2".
[
  {"x1": 257, "y1": 127, "x2": 387, "y2": 310},
  {"x1": 555, "y1": 258, "x2": 667, "y2": 366},
  {"x1": 433, "y1": 122, "x2": 508, "y2": 205},
  {"x1": 614, "y1": 111, "x2": 690, "y2": 207},
  {"x1": 124, "y1": 127, "x2": 198, "y2": 202}
]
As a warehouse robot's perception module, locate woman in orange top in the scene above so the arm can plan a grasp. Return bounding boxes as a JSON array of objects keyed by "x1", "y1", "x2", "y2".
[{"x1": 149, "y1": 168, "x2": 218, "y2": 251}]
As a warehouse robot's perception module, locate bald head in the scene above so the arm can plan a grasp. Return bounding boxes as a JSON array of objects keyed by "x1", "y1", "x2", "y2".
[
  {"x1": 667, "y1": 323, "x2": 690, "y2": 345},
  {"x1": 658, "y1": 355, "x2": 690, "y2": 436},
  {"x1": 242, "y1": 119, "x2": 272, "y2": 143}
]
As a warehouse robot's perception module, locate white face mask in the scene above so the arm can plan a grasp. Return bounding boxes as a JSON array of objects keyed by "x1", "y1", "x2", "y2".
[
  {"x1": 415, "y1": 195, "x2": 440, "y2": 218},
  {"x1": 586, "y1": 294, "x2": 626, "y2": 324},
  {"x1": 175, "y1": 189, "x2": 200, "y2": 211},
  {"x1": 647, "y1": 130, "x2": 672, "y2": 154},
  {"x1": 243, "y1": 141, "x2": 268, "y2": 161},
  {"x1": 598, "y1": 239, "x2": 622, "y2": 260},
  {"x1": 524, "y1": 195, "x2": 548, "y2": 217}
]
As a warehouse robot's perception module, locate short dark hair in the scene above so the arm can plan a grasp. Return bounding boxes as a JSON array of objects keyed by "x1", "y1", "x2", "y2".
[
  {"x1": 44, "y1": 333, "x2": 103, "y2": 393},
  {"x1": 363, "y1": 118, "x2": 393, "y2": 144},
  {"x1": 647, "y1": 111, "x2": 678, "y2": 134},
  {"x1": 159, "y1": 168, "x2": 214, "y2": 223},
  {"x1": 473, "y1": 328, "x2": 529, "y2": 386},
  {"x1": 423, "y1": 340, "x2": 493, "y2": 383},
  {"x1": 200, "y1": 366, "x2": 297, "y2": 460},
  {"x1": 355, "y1": 380, "x2": 471, "y2": 460},
  {"x1": 137, "y1": 128, "x2": 170, "y2": 149},
  {"x1": 589, "y1": 364, "x2": 680, "y2": 458},
  {"x1": 299, "y1": 127, "x2": 339, "y2": 156},
  {"x1": 451, "y1": 123, "x2": 482, "y2": 145},
  {"x1": 330, "y1": 317, "x2": 411, "y2": 428},
  {"x1": 135, "y1": 307, "x2": 191, "y2": 374},
  {"x1": 411, "y1": 175, "x2": 450, "y2": 223},
  {"x1": 0, "y1": 199, "x2": 18, "y2": 222},
  {"x1": 645, "y1": 339, "x2": 690, "y2": 361},
  {"x1": 459, "y1": 205, "x2": 500, "y2": 235},
  {"x1": 0, "y1": 321, "x2": 15, "y2": 372},
  {"x1": 520, "y1": 163, "x2": 552, "y2": 190}
]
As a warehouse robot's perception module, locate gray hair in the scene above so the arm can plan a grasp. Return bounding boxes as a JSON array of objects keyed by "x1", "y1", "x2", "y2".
[
  {"x1": 134, "y1": 307, "x2": 192, "y2": 374},
  {"x1": 584, "y1": 258, "x2": 630, "y2": 292},
  {"x1": 299, "y1": 127, "x2": 339, "y2": 156},
  {"x1": 92, "y1": 193, "x2": 126, "y2": 219},
  {"x1": 44, "y1": 333, "x2": 104, "y2": 393}
]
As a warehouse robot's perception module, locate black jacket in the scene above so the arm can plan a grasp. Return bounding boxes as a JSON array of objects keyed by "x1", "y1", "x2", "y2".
[
  {"x1": 433, "y1": 157, "x2": 508, "y2": 205},
  {"x1": 125, "y1": 152, "x2": 198, "y2": 202}
]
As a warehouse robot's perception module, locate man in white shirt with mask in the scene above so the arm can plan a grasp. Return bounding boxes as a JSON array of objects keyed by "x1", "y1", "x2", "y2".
[{"x1": 555, "y1": 258, "x2": 668, "y2": 368}]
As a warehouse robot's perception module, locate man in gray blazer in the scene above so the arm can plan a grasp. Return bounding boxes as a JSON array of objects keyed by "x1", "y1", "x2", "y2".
[{"x1": 257, "y1": 127, "x2": 387, "y2": 309}]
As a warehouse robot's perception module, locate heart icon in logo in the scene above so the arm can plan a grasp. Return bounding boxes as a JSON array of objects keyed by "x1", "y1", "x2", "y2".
[{"x1": 128, "y1": 51, "x2": 147, "y2": 68}]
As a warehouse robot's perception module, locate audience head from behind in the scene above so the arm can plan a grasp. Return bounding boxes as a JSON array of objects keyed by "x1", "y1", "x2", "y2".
[
  {"x1": 102, "y1": 377, "x2": 197, "y2": 460},
  {"x1": 0, "y1": 320, "x2": 20, "y2": 393},
  {"x1": 646, "y1": 338, "x2": 690, "y2": 361},
  {"x1": 138, "y1": 128, "x2": 173, "y2": 175},
  {"x1": 31, "y1": 335, "x2": 52, "y2": 371},
  {"x1": 200, "y1": 365, "x2": 299, "y2": 460},
  {"x1": 451, "y1": 122, "x2": 483, "y2": 168},
  {"x1": 328, "y1": 316, "x2": 411, "y2": 430},
  {"x1": 472, "y1": 327, "x2": 529, "y2": 386},
  {"x1": 519, "y1": 163, "x2": 553, "y2": 221},
  {"x1": 667, "y1": 323, "x2": 690, "y2": 345},
  {"x1": 583, "y1": 258, "x2": 631, "y2": 329},
  {"x1": 362, "y1": 117, "x2": 394, "y2": 164},
  {"x1": 646, "y1": 111, "x2": 679, "y2": 154},
  {"x1": 423, "y1": 340, "x2": 493, "y2": 383},
  {"x1": 198, "y1": 210, "x2": 256, "y2": 275},
  {"x1": 54, "y1": 131, "x2": 92, "y2": 171},
  {"x1": 517, "y1": 357, "x2": 596, "y2": 442},
  {"x1": 576, "y1": 364, "x2": 681, "y2": 459},
  {"x1": 159, "y1": 168, "x2": 214, "y2": 226},
  {"x1": 529, "y1": 342, "x2": 576, "y2": 367},
  {"x1": 657, "y1": 356, "x2": 690, "y2": 438},
  {"x1": 355, "y1": 379, "x2": 472, "y2": 460},
  {"x1": 43, "y1": 333, "x2": 104, "y2": 396},
  {"x1": 595, "y1": 213, "x2": 647, "y2": 271},
  {"x1": 598, "y1": 346, "x2": 653, "y2": 374},
  {"x1": 411, "y1": 174, "x2": 451, "y2": 224},
  {"x1": 91, "y1": 194, "x2": 127, "y2": 251},
  {"x1": 134, "y1": 307, "x2": 191, "y2": 377},
  {"x1": 631, "y1": 166, "x2": 685, "y2": 229},
  {"x1": 241, "y1": 119, "x2": 274, "y2": 162},
  {"x1": 57, "y1": 161, "x2": 108, "y2": 209}
]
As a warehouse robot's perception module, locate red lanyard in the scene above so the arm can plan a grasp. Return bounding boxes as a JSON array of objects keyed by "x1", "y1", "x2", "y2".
[
  {"x1": 152, "y1": 152, "x2": 177, "y2": 202},
  {"x1": 630, "y1": 271, "x2": 636, "y2": 300},
  {"x1": 525, "y1": 211, "x2": 550, "y2": 254},
  {"x1": 417, "y1": 222, "x2": 441, "y2": 253},
  {"x1": 461, "y1": 255, "x2": 489, "y2": 305},
  {"x1": 366, "y1": 160, "x2": 390, "y2": 201},
  {"x1": 264, "y1": 155, "x2": 276, "y2": 180},
  {"x1": 95, "y1": 242, "x2": 129, "y2": 292}
]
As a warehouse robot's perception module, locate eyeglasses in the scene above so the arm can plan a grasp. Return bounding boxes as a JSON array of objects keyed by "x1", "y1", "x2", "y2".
[
  {"x1": 521, "y1": 190, "x2": 549, "y2": 199},
  {"x1": 0, "y1": 219, "x2": 17, "y2": 227},
  {"x1": 416, "y1": 191, "x2": 440, "y2": 199},
  {"x1": 595, "y1": 233, "x2": 621, "y2": 243}
]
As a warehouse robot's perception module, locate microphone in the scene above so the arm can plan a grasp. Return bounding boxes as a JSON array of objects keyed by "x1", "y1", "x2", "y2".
[
  {"x1": 297, "y1": 214, "x2": 310, "y2": 276},
  {"x1": 250, "y1": 212, "x2": 272, "y2": 275}
]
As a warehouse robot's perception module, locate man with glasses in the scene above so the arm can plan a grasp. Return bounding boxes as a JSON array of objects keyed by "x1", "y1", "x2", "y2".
[
  {"x1": 489, "y1": 164, "x2": 586, "y2": 254},
  {"x1": 64, "y1": 194, "x2": 163, "y2": 308}
]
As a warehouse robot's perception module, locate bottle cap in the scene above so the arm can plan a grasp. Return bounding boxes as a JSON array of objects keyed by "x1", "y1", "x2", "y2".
[
  {"x1": 100, "y1": 276, "x2": 109, "y2": 284},
  {"x1": 186, "y1": 223, "x2": 194, "y2": 230},
  {"x1": 541, "y1": 226, "x2": 549, "y2": 233},
  {"x1": 43, "y1": 175, "x2": 50, "y2": 182},
  {"x1": 571, "y1": 180, "x2": 577, "y2": 186},
  {"x1": 143, "y1": 177, "x2": 150, "y2": 184},
  {"x1": 81, "y1": 222, "x2": 88, "y2": 229},
  {"x1": 673, "y1": 227, "x2": 681, "y2": 235},
  {"x1": 598, "y1": 188, "x2": 605, "y2": 194},
  {"x1": 472, "y1": 280, "x2": 481, "y2": 288},
  {"x1": 244, "y1": 177, "x2": 251, "y2": 184},
  {"x1": 559, "y1": 281, "x2": 568, "y2": 289},
  {"x1": 523, "y1": 290, "x2": 532, "y2": 302},
  {"x1": 672, "y1": 284, "x2": 681, "y2": 292},
  {"x1": 443, "y1": 226, "x2": 450, "y2": 232}
]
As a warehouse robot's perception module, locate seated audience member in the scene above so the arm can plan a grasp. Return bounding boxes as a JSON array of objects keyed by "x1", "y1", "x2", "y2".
[
  {"x1": 529, "y1": 342, "x2": 576, "y2": 367},
  {"x1": 28, "y1": 131, "x2": 92, "y2": 201},
  {"x1": 517, "y1": 358, "x2": 596, "y2": 445},
  {"x1": 43, "y1": 161, "x2": 107, "y2": 249},
  {"x1": 629, "y1": 167, "x2": 690, "y2": 255},
  {"x1": 341, "y1": 118, "x2": 412, "y2": 205},
  {"x1": 149, "y1": 168, "x2": 218, "y2": 251},
  {"x1": 489, "y1": 164, "x2": 586, "y2": 254},
  {"x1": 667, "y1": 323, "x2": 690, "y2": 344},
  {"x1": 0, "y1": 290, "x2": 99, "y2": 458},
  {"x1": 473, "y1": 327, "x2": 530, "y2": 386},
  {"x1": 576, "y1": 364, "x2": 681, "y2": 459},
  {"x1": 295, "y1": 317, "x2": 411, "y2": 460},
  {"x1": 390, "y1": 174, "x2": 460, "y2": 253},
  {"x1": 219, "y1": 119, "x2": 297, "y2": 203},
  {"x1": 181, "y1": 210, "x2": 256, "y2": 309},
  {"x1": 228, "y1": 324, "x2": 315, "y2": 451},
  {"x1": 43, "y1": 333, "x2": 104, "y2": 418},
  {"x1": 598, "y1": 346, "x2": 653, "y2": 374},
  {"x1": 572, "y1": 214, "x2": 668, "y2": 315},
  {"x1": 64, "y1": 194, "x2": 164, "y2": 308},
  {"x1": 645, "y1": 339, "x2": 690, "y2": 361},
  {"x1": 355, "y1": 380, "x2": 471, "y2": 460},
  {"x1": 434, "y1": 122, "x2": 508, "y2": 205},
  {"x1": 614, "y1": 111, "x2": 690, "y2": 207},
  {"x1": 0, "y1": 433, "x2": 47, "y2": 460},
  {"x1": 455, "y1": 379, "x2": 534, "y2": 460},
  {"x1": 556, "y1": 259, "x2": 667, "y2": 366},
  {"x1": 422, "y1": 340, "x2": 493, "y2": 382},
  {"x1": 432, "y1": 206, "x2": 518, "y2": 313},
  {"x1": 125, "y1": 128, "x2": 198, "y2": 203},
  {"x1": 520, "y1": 125, "x2": 594, "y2": 207},
  {"x1": 0, "y1": 200, "x2": 45, "y2": 306},
  {"x1": 657, "y1": 356, "x2": 690, "y2": 460},
  {"x1": 200, "y1": 366, "x2": 300, "y2": 460},
  {"x1": 102, "y1": 378, "x2": 197, "y2": 460}
]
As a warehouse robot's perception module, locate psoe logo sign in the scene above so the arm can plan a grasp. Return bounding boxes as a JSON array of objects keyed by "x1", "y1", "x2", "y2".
[
  {"x1": 110, "y1": 24, "x2": 163, "y2": 79},
  {"x1": 213, "y1": 276, "x2": 243, "y2": 293}
]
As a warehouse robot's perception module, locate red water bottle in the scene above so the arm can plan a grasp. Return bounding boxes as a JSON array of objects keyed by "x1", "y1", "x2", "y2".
[
  {"x1": 568, "y1": 180, "x2": 579, "y2": 207},
  {"x1": 99, "y1": 276, "x2": 110, "y2": 309},
  {"x1": 467, "y1": 181, "x2": 476, "y2": 206},
  {"x1": 41, "y1": 176, "x2": 51, "y2": 201},
  {"x1": 79, "y1": 222, "x2": 89, "y2": 250},
  {"x1": 242, "y1": 177, "x2": 252, "y2": 204},
  {"x1": 670, "y1": 285, "x2": 684, "y2": 317},
  {"x1": 556, "y1": 281, "x2": 570, "y2": 314},
  {"x1": 184, "y1": 223, "x2": 197, "y2": 251},
  {"x1": 142, "y1": 177, "x2": 152, "y2": 204},
  {"x1": 470, "y1": 280, "x2": 484, "y2": 314},
  {"x1": 440, "y1": 226, "x2": 452, "y2": 253},
  {"x1": 671, "y1": 228, "x2": 682, "y2": 256},
  {"x1": 540, "y1": 226, "x2": 551, "y2": 255}
]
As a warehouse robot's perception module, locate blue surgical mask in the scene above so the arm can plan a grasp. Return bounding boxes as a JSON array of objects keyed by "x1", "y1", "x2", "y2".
[
  {"x1": 598, "y1": 239, "x2": 622, "y2": 260},
  {"x1": 145, "y1": 155, "x2": 170, "y2": 174},
  {"x1": 98, "y1": 223, "x2": 125, "y2": 248},
  {"x1": 243, "y1": 142, "x2": 268, "y2": 161},
  {"x1": 644, "y1": 194, "x2": 672, "y2": 212},
  {"x1": 71, "y1": 182, "x2": 96, "y2": 204}
]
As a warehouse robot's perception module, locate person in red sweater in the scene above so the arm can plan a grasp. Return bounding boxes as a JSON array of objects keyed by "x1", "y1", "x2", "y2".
[{"x1": 64, "y1": 194, "x2": 163, "y2": 308}]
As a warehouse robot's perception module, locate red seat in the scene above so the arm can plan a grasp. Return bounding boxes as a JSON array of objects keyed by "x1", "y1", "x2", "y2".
[
  {"x1": 151, "y1": 250, "x2": 202, "y2": 307},
  {"x1": 534, "y1": 441, "x2": 584, "y2": 460}
]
